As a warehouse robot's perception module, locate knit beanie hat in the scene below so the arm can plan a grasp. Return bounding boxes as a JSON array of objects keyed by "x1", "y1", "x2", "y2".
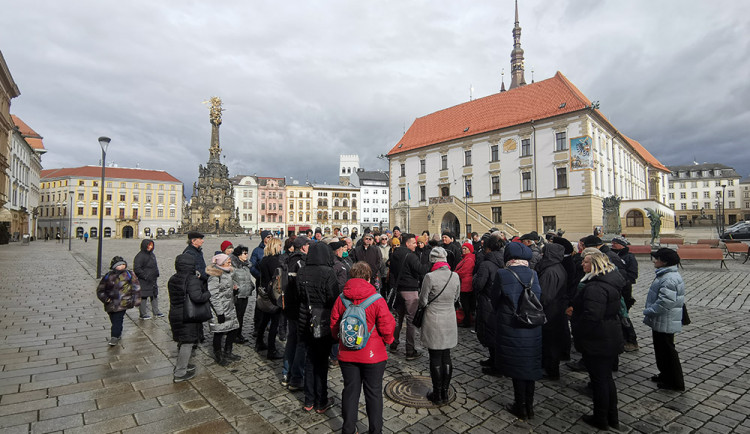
[
  {"x1": 110, "y1": 256, "x2": 127, "y2": 270},
  {"x1": 462, "y1": 242, "x2": 475, "y2": 254},
  {"x1": 212, "y1": 253, "x2": 230, "y2": 266},
  {"x1": 503, "y1": 242, "x2": 532, "y2": 262},
  {"x1": 429, "y1": 247, "x2": 448, "y2": 263},
  {"x1": 220, "y1": 240, "x2": 233, "y2": 252}
]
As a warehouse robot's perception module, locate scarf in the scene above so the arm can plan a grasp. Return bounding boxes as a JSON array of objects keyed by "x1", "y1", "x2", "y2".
[
  {"x1": 431, "y1": 261, "x2": 450, "y2": 271},
  {"x1": 505, "y1": 259, "x2": 529, "y2": 268}
]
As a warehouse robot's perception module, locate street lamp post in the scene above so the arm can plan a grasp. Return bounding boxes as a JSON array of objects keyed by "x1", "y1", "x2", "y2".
[
  {"x1": 721, "y1": 184, "x2": 727, "y2": 235},
  {"x1": 96, "y1": 137, "x2": 111, "y2": 279},
  {"x1": 68, "y1": 190, "x2": 73, "y2": 251}
]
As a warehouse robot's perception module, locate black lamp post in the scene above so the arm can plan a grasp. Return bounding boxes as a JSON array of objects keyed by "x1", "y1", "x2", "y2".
[{"x1": 96, "y1": 136, "x2": 111, "y2": 279}]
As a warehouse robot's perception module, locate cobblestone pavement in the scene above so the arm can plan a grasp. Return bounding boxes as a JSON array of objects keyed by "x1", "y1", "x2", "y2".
[{"x1": 2, "y1": 237, "x2": 750, "y2": 433}]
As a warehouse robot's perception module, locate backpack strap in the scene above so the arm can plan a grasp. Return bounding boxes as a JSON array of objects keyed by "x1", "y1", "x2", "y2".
[
  {"x1": 358, "y1": 293, "x2": 382, "y2": 309},
  {"x1": 506, "y1": 267, "x2": 533, "y2": 289},
  {"x1": 339, "y1": 293, "x2": 353, "y2": 308}
]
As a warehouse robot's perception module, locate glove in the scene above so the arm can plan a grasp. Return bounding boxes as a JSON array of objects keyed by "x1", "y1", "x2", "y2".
[{"x1": 217, "y1": 314, "x2": 226, "y2": 324}]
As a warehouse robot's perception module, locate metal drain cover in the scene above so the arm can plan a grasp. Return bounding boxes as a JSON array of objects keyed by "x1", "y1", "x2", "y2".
[{"x1": 384, "y1": 375, "x2": 455, "y2": 408}]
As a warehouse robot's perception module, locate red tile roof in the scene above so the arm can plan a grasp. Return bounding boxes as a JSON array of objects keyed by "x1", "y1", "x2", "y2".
[
  {"x1": 41, "y1": 166, "x2": 182, "y2": 183},
  {"x1": 388, "y1": 71, "x2": 668, "y2": 172},
  {"x1": 11, "y1": 114, "x2": 45, "y2": 151},
  {"x1": 621, "y1": 135, "x2": 669, "y2": 172}
]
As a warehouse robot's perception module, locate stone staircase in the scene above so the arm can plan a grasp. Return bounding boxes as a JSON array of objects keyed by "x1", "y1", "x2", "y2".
[{"x1": 427, "y1": 196, "x2": 519, "y2": 237}]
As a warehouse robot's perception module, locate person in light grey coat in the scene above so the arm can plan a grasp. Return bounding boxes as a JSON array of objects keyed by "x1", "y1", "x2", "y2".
[
  {"x1": 643, "y1": 248, "x2": 685, "y2": 391},
  {"x1": 418, "y1": 247, "x2": 460, "y2": 405},
  {"x1": 207, "y1": 254, "x2": 240, "y2": 366}
]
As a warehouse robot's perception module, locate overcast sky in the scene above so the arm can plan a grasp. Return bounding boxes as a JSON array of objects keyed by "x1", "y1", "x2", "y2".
[{"x1": 3, "y1": 0, "x2": 749, "y2": 192}]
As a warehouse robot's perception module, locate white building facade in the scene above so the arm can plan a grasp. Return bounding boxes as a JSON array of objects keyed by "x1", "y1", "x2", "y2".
[
  {"x1": 350, "y1": 169, "x2": 389, "y2": 231},
  {"x1": 311, "y1": 184, "x2": 360, "y2": 236},
  {"x1": 667, "y1": 164, "x2": 743, "y2": 226},
  {"x1": 231, "y1": 175, "x2": 259, "y2": 234},
  {"x1": 286, "y1": 181, "x2": 313, "y2": 236}
]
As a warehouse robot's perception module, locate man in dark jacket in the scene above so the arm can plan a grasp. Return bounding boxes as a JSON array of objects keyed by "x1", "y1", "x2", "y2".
[
  {"x1": 251, "y1": 230, "x2": 273, "y2": 284},
  {"x1": 330, "y1": 241, "x2": 351, "y2": 291},
  {"x1": 390, "y1": 234, "x2": 430, "y2": 359},
  {"x1": 536, "y1": 243, "x2": 567, "y2": 379},
  {"x1": 282, "y1": 235, "x2": 309, "y2": 390},
  {"x1": 472, "y1": 235, "x2": 504, "y2": 371},
  {"x1": 611, "y1": 236, "x2": 639, "y2": 352},
  {"x1": 134, "y1": 239, "x2": 162, "y2": 319},
  {"x1": 296, "y1": 242, "x2": 339, "y2": 412},
  {"x1": 351, "y1": 232, "x2": 382, "y2": 288},
  {"x1": 441, "y1": 231, "x2": 463, "y2": 270},
  {"x1": 520, "y1": 232, "x2": 543, "y2": 271},
  {"x1": 182, "y1": 231, "x2": 207, "y2": 285}
]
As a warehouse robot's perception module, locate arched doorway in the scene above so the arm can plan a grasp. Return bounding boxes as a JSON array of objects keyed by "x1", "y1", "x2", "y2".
[
  {"x1": 441, "y1": 212, "x2": 460, "y2": 237},
  {"x1": 104, "y1": 227, "x2": 112, "y2": 238},
  {"x1": 122, "y1": 226, "x2": 134, "y2": 239},
  {"x1": 76, "y1": 227, "x2": 84, "y2": 238}
]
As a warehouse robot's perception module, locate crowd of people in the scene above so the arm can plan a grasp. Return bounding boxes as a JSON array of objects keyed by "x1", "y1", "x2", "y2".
[{"x1": 94, "y1": 225, "x2": 688, "y2": 433}]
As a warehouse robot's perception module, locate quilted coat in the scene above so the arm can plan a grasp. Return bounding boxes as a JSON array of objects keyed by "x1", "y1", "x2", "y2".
[{"x1": 643, "y1": 265, "x2": 685, "y2": 334}]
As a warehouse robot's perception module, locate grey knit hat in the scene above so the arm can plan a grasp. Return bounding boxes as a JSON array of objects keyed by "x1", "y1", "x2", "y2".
[{"x1": 429, "y1": 246, "x2": 448, "y2": 263}]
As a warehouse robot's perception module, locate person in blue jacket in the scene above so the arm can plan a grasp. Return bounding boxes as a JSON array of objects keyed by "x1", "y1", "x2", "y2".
[
  {"x1": 491, "y1": 242, "x2": 543, "y2": 420},
  {"x1": 644, "y1": 248, "x2": 685, "y2": 391}
]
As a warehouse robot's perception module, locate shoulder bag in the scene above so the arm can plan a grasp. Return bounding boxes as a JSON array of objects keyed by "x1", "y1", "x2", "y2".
[
  {"x1": 412, "y1": 272, "x2": 454, "y2": 328},
  {"x1": 183, "y1": 275, "x2": 213, "y2": 323}
]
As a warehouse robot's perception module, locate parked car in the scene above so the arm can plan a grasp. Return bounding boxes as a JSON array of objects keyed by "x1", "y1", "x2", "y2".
[{"x1": 720, "y1": 226, "x2": 750, "y2": 240}]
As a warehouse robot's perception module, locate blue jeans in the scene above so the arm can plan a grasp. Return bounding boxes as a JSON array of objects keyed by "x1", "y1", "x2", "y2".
[
  {"x1": 283, "y1": 321, "x2": 306, "y2": 387},
  {"x1": 108, "y1": 311, "x2": 126, "y2": 338}
]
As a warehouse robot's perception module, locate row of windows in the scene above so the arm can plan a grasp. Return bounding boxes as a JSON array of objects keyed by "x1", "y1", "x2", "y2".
[
  {"x1": 672, "y1": 170, "x2": 733, "y2": 179},
  {"x1": 398, "y1": 167, "x2": 569, "y2": 201},
  {"x1": 362, "y1": 189, "x2": 387, "y2": 195},
  {"x1": 669, "y1": 201, "x2": 738, "y2": 210},
  {"x1": 669, "y1": 180, "x2": 735, "y2": 188},
  {"x1": 669, "y1": 190, "x2": 735, "y2": 200},
  {"x1": 362, "y1": 198, "x2": 386, "y2": 204}
]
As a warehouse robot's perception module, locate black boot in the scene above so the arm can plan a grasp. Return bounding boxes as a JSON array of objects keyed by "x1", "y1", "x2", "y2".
[
  {"x1": 441, "y1": 364, "x2": 453, "y2": 404},
  {"x1": 214, "y1": 351, "x2": 229, "y2": 366},
  {"x1": 224, "y1": 351, "x2": 241, "y2": 362},
  {"x1": 525, "y1": 380, "x2": 535, "y2": 420},
  {"x1": 426, "y1": 364, "x2": 443, "y2": 404},
  {"x1": 224, "y1": 340, "x2": 241, "y2": 361},
  {"x1": 507, "y1": 379, "x2": 527, "y2": 419}
]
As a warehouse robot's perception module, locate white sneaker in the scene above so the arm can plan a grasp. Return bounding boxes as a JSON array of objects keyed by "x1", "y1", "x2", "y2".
[{"x1": 108, "y1": 337, "x2": 120, "y2": 346}]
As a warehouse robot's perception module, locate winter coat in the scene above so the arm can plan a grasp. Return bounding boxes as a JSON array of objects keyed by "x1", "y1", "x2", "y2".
[
  {"x1": 250, "y1": 241, "x2": 265, "y2": 280},
  {"x1": 96, "y1": 269, "x2": 142, "y2": 313},
  {"x1": 168, "y1": 254, "x2": 211, "y2": 343},
  {"x1": 207, "y1": 265, "x2": 239, "y2": 333},
  {"x1": 284, "y1": 251, "x2": 306, "y2": 320},
  {"x1": 615, "y1": 247, "x2": 638, "y2": 284},
  {"x1": 377, "y1": 244, "x2": 390, "y2": 278},
  {"x1": 133, "y1": 240, "x2": 159, "y2": 297},
  {"x1": 571, "y1": 270, "x2": 625, "y2": 357},
  {"x1": 332, "y1": 255, "x2": 351, "y2": 292},
  {"x1": 182, "y1": 244, "x2": 207, "y2": 284},
  {"x1": 260, "y1": 254, "x2": 281, "y2": 291},
  {"x1": 528, "y1": 243, "x2": 543, "y2": 271},
  {"x1": 231, "y1": 255, "x2": 255, "y2": 299},
  {"x1": 455, "y1": 253, "x2": 475, "y2": 293},
  {"x1": 389, "y1": 247, "x2": 429, "y2": 291},
  {"x1": 491, "y1": 265, "x2": 543, "y2": 381},
  {"x1": 296, "y1": 243, "x2": 339, "y2": 342},
  {"x1": 351, "y1": 244, "x2": 382, "y2": 285},
  {"x1": 419, "y1": 266, "x2": 461, "y2": 350},
  {"x1": 473, "y1": 250, "x2": 504, "y2": 347},
  {"x1": 537, "y1": 243, "x2": 568, "y2": 326},
  {"x1": 442, "y1": 241, "x2": 463, "y2": 270},
  {"x1": 330, "y1": 278, "x2": 395, "y2": 364},
  {"x1": 643, "y1": 265, "x2": 685, "y2": 334}
]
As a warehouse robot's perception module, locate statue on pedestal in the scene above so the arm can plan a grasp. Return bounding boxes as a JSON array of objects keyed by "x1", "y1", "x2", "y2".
[
  {"x1": 645, "y1": 207, "x2": 663, "y2": 245},
  {"x1": 601, "y1": 195, "x2": 621, "y2": 240}
]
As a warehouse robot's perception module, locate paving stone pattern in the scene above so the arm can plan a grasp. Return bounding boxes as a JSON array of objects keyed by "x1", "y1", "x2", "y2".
[{"x1": 1, "y1": 237, "x2": 750, "y2": 433}]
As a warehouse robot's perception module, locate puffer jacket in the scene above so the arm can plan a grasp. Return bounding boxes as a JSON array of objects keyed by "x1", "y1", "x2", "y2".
[
  {"x1": 455, "y1": 253, "x2": 475, "y2": 293},
  {"x1": 351, "y1": 244, "x2": 382, "y2": 284},
  {"x1": 473, "y1": 250, "x2": 504, "y2": 347},
  {"x1": 133, "y1": 239, "x2": 159, "y2": 297},
  {"x1": 537, "y1": 243, "x2": 568, "y2": 325},
  {"x1": 442, "y1": 241, "x2": 463, "y2": 270},
  {"x1": 182, "y1": 244, "x2": 207, "y2": 284},
  {"x1": 296, "y1": 243, "x2": 339, "y2": 342},
  {"x1": 389, "y1": 246, "x2": 429, "y2": 291},
  {"x1": 250, "y1": 241, "x2": 265, "y2": 280},
  {"x1": 571, "y1": 270, "x2": 625, "y2": 357},
  {"x1": 330, "y1": 278, "x2": 395, "y2": 364},
  {"x1": 96, "y1": 268, "x2": 142, "y2": 313},
  {"x1": 643, "y1": 265, "x2": 685, "y2": 334},
  {"x1": 491, "y1": 265, "x2": 543, "y2": 381},
  {"x1": 231, "y1": 254, "x2": 254, "y2": 298},
  {"x1": 207, "y1": 265, "x2": 239, "y2": 333},
  {"x1": 168, "y1": 254, "x2": 211, "y2": 343},
  {"x1": 332, "y1": 255, "x2": 351, "y2": 292},
  {"x1": 419, "y1": 266, "x2": 461, "y2": 350}
]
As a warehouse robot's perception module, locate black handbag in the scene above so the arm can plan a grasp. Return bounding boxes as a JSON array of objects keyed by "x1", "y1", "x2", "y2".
[
  {"x1": 304, "y1": 285, "x2": 331, "y2": 338},
  {"x1": 681, "y1": 304, "x2": 691, "y2": 326},
  {"x1": 413, "y1": 273, "x2": 454, "y2": 328},
  {"x1": 183, "y1": 276, "x2": 212, "y2": 323}
]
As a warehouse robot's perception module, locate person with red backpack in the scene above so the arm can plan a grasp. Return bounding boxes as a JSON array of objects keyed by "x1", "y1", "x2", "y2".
[{"x1": 330, "y1": 262, "x2": 395, "y2": 434}]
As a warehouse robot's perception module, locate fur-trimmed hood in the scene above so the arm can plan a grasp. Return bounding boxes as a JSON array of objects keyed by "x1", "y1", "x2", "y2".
[{"x1": 205, "y1": 264, "x2": 231, "y2": 277}]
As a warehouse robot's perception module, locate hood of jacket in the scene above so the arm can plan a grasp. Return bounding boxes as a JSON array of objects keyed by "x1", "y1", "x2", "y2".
[
  {"x1": 140, "y1": 239, "x2": 154, "y2": 253},
  {"x1": 174, "y1": 253, "x2": 195, "y2": 274},
  {"x1": 342, "y1": 278, "x2": 377, "y2": 302},
  {"x1": 537, "y1": 243, "x2": 564, "y2": 270},
  {"x1": 306, "y1": 242, "x2": 333, "y2": 266},
  {"x1": 206, "y1": 264, "x2": 229, "y2": 277}
]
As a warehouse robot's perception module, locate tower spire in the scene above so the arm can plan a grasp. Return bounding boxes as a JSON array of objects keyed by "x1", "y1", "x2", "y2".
[{"x1": 509, "y1": 0, "x2": 526, "y2": 90}]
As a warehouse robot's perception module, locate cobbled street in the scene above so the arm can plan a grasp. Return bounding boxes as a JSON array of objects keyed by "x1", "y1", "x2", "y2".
[{"x1": 1, "y1": 236, "x2": 750, "y2": 433}]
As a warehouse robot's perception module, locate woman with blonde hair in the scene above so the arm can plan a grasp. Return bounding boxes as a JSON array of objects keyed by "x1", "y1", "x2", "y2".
[
  {"x1": 257, "y1": 237, "x2": 284, "y2": 359},
  {"x1": 570, "y1": 250, "x2": 625, "y2": 430}
]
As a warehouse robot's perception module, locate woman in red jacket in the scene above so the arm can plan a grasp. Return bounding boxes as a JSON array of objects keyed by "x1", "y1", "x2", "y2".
[
  {"x1": 455, "y1": 242, "x2": 476, "y2": 328},
  {"x1": 331, "y1": 262, "x2": 396, "y2": 434}
]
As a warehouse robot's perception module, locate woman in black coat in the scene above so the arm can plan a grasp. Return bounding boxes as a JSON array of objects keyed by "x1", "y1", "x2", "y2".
[
  {"x1": 257, "y1": 238, "x2": 283, "y2": 359},
  {"x1": 536, "y1": 242, "x2": 567, "y2": 380},
  {"x1": 134, "y1": 239, "x2": 162, "y2": 319},
  {"x1": 491, "y1": 242, "x2": 543, "y2": 421},
  {"x1": 570, "y1": 251, "x2": 625, "y2": 431},
  {"x1": 168, "y1": 253, "x2": 211, "y2": 382},
  {"x1": 472, "y1": 236, "x2": 504, "y2": 369}
]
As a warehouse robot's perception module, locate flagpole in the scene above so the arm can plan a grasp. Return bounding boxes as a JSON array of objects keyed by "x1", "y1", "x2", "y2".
[
  {"x1": 464, "y1": 175, "x2": 468, "y2": 239},
  {"x1": 406, "y1": 182, "x2": 410, "y2": 233}
]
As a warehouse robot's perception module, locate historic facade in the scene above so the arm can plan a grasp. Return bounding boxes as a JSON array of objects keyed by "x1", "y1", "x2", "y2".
[
  {"x1": 185, "y1": 97, "x2": 243, "y2": 234},
  {"x1": 349, "y1": 168, "x2": 389, "y2": 231},
  {"x1": 311, "y1": 184, "x2": 360, "y2": 236},
  {"x1": 387, "y1": 3, "x2": 672, "y2": 239},
  {"x1": 39, "y1": 166, "x2": 183, "y2": 239},
  {"x1": 231, "y1": 175, "x2": 259, "y2": 234},
  {"x1": 257, "y1": 176, "x2": 285, "y2": 234},
  {"x1": 285, "y1": 180, "x2": 313, "y2": 236},
  {"x1": 667, "y1": 163, "x2": 743, "y2": 227},
  {"x1": 0, "y1": 51, "x2": 21, "y2": 243}
]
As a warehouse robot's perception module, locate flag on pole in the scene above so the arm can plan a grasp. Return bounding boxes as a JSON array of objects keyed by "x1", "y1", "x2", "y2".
[{"x1": 407, "y1": 184, "x2": 411, "y2": 200}]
